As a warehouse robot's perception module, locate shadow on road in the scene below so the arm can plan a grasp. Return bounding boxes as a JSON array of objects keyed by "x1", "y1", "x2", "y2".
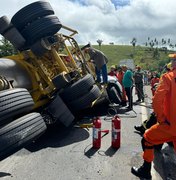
[
  {"x1": 26, "y1": 123, "x2": 90, "y2": 152},
  {"x1": 104, "y1": 147, "x2": 119, "y2": 157},
  {"x1": 26, "y1": 101, "x2": 129, "y2": 154},
  {"x1": 0, "y1": 172, "x2": 12, "y2": 178},
  {"x1": 84, "y1": 146, "x2": 99, "y2": 158},
  {"x1": 154, "y1": 145, "x2": 176, "y2": 180},
  {"x1": 26, "y1": 102, "x2": 111, "y2": 153}
]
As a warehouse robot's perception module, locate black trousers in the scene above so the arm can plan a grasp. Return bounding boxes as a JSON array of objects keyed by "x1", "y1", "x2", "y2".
[
  {"x1": 135, "y1": 83, "x2": 144, "y2": 101},
  {"x1": 125, "y1": 86, "x2": 133, "y2": 109}
]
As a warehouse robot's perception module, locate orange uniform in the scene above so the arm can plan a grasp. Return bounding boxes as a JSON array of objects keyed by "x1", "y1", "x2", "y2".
[
  {"x1": 150, "y1": 77, "x2": 160, "y2": 96},
  {"x1": 143, "y1": 68, "x2": 176, "y2": 162}
]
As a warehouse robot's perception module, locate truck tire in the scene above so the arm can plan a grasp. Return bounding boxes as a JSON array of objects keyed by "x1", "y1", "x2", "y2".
[
  {"x1": 0, "y1": 76, "x2": 11, "y2": 91},
  {"x1": 30, "y1": 39, "x2": 50, "y2": 56},
  {"x1": 107, "y1": 82, "x2": 122, "y2": 102},
  {"x1": 107, "y1": 82, "x2": 122, "y2": 97},
  {"x1": 0, "y1": 16, "x2": 11, "y2": 34},
  {"x1": 46, "y1": 95, "x2": 74, "y2": 127},
  {"x1": 11, "y1": 1, "x2": 54, "y2": 31},
  {"x1": 57, "y1": 110, "x2": 75, "y2": 127},
  {"x1": 68, "y1": 85, "x2": 101, "y2": 111},
  {"x1": 108, "y1": 86, "x2": 121, "y2": 104},
  {"x1": 2, "y1": 26, "x2": 26, "y2": 50},
  {"x1": 0, "y1": 88, "x2": 34, "y2": 125},
  {"x1": 0, "y1": 112, "x2": 47, "y2": 161},
  {"x1": 21, "y1": 15, "x2": 62, "y2": 45},
  {"x1": 60, "y1": 74, "x2": 95, "y2": 102},
  {"x1": 52, "y1": 72, "x2": 71, "y2": 91}
]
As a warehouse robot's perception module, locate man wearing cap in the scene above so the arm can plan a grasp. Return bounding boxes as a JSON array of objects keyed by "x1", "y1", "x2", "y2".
[
  {"x1": 108, "y1": 65, "x2": 117, "y2": 77},
  {"x1": 82, "y1": 44, "x2": 108, "y2": 84},
  {"x1": 131, "y1": 54, "x2": 176, "y2": 179},
  {"x1": 133, "y1": 66, "x2": 144, "y2": 102},
  {"x1": 122, "y1": 65, "x2": 133, "y2": 110}
]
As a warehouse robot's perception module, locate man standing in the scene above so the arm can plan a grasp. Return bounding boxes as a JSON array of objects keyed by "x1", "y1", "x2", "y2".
[
  {"x1": 122, "y1": 65, "x2": 133, "y2": 110},
  {"x1": 82, "y1": 44, "x2": 108, "y2": 84},
  {"x1": 133, "y1": 66, "x2": 144, "y2": 102},
  {"x1": 131, "y1": 54, "x2": 176, "y2": 179}
]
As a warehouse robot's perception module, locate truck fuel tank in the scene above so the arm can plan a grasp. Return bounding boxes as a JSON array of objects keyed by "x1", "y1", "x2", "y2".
[{"x1": 0, "y1": 58, "x2": 33, "y2": 90}]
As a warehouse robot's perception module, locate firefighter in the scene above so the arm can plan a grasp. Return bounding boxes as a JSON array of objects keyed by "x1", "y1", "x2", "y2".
[
  {"x1": 131, "y1": 54, "x2": 176, "y2": 179},
  {"x1": 150, "y1": 72, "x2": 160, "y2": 96}
]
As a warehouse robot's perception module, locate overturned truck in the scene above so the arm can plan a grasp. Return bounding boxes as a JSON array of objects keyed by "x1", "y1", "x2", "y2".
[{"x1": 0, "y1": 1, "x2": 122, "y2": 160}]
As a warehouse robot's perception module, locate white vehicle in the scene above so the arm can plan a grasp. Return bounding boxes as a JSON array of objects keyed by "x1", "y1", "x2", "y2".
[
  {"x1": 119, "y1": 59, "x2": 135, "y2": 70},
  {"x1": 106, "y1": 75, "x2": 122, "y2": 104}
]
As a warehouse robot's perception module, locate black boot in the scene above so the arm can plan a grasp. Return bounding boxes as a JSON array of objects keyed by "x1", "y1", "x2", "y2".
[
  {"x1": 167, "y1": 141, "x2": 174, "y2": 147},
  {"x1": 154, "y1": 143, "x2": 163, "y2": 151},
  {"x1": 134, "y1": 125, "x2": 146, "y2": 135},
  {"x1": 131, "y1": 160, "x2": 152, "y2": 179},
  {"x1": 120, "y1": 101, "x2": 127, "y2": 107}
]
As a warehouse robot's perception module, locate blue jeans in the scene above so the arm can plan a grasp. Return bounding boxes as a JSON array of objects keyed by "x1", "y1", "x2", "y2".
[{"x1": 95, "y1": 64, "x2": 108, "y2": 83}]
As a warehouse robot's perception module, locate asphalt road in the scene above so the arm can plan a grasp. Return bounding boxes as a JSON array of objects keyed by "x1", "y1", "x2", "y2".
[{"x1": 0, "y1": 85, "x2": 176, "y2": 180}]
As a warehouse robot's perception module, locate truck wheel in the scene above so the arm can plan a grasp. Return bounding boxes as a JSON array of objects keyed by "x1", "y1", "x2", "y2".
[
  {"x1": 57, "y1": 110, "x2": 75, "y2": 127},
  {"x1": 21, "y1": 15, "x2": 62, "y2": 45},
  {"x1": 0, "y1": 88, "x2": 34, "y2": 125},
  {"x1": 107, "y1": 82, "x2": 122, "y2": 98},
  {"x1": 30, "y1": 39, "x2": 50, "y2": 56},
  {"x1": 0, "y1": 77, "x2": 11, "y2": 91},
  {"x1": 68, "y1": 85, "x2": 101, "y2": 111},
  {"x1": 2, "y1": 26, "x2": 26, "y2": 50},
  {"x1": 60, "y1": 74, "x2": 95, "y2": 102},
  {"x1": 46, "y1": 95, "x2": 74, "y2": 127},
  {"x1": 0, "y1": 16, "x2": 11, "y2": 34},
  {"x1": 11, "y1": 1, "x2": 54, "y2": 31},
  {"x1": 107, "y1": 82, "x2": 122, "y2": 102},
  {"x1": 108, "y1": 86, "x2": 122, "y2": 104},
  {"x1": 52, "y1": 72, "x2": 71, "y2": 91},
  {"x1": 0, "y1": 112, "x2": 47, "y2": 161}
]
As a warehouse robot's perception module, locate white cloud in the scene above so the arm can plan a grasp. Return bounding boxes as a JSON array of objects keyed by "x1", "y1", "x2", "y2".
[{"x1": 1, "y1": 0, "x2": 176, "y2": 46}]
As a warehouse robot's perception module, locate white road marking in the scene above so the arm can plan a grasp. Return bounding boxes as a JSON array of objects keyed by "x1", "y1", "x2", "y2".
[{"x1": 141, "y1": 102, "x2": 148, "y2": 122}]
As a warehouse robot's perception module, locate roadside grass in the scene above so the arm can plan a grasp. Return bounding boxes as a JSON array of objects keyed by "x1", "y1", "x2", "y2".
[{"x1": 88, "y1": 44, "x2": 172, "y2": 71}]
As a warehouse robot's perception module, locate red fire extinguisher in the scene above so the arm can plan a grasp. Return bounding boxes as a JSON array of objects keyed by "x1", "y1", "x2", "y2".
[
  {"x1": 111, "y1": 115, "x2": 121, "y2": 149},
  {"x1": 92, "y1": 117, "x2": 101, "y2": 149}
]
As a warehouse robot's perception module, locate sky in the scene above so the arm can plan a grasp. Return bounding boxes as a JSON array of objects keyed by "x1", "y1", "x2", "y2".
[{"x1": 1, "y1": 0, "x2": 176, "y2": 46}]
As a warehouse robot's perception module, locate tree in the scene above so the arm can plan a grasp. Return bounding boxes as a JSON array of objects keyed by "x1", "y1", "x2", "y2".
[
  {"x1": 153, "y1": 48, "x2": 160, "y2": 59},
  {"x1": 131, "y1": 37, "x2": 137, "y2": 47},
  {"x1": 149, "y1": 41, "x2": 154, "y2": 49},
  {"x1": 0, "y1": 37, "x2": 16, "y2": 57},
  {"x1": 97, "y1": 39, "x2": 103, "y2": 49}
]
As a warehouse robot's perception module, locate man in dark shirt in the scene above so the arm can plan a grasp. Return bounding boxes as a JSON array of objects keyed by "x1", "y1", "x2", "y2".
[
  {"x1": 133, "y1": 66, "x2": 144, "y2": 102},
  {"x1": 82, "y1": 44, "x2": 108, "y2": 84}
]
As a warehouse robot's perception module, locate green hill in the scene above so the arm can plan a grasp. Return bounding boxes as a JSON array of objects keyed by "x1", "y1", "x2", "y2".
[{"x1": 90, "y1": 45, "x2": 173, "y2": 71}]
